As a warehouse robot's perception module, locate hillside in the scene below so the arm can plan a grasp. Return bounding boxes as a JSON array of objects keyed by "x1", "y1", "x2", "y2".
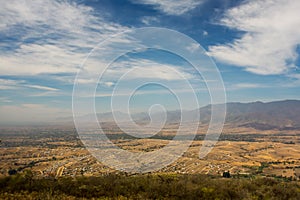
[
  {"x1": 198, "y1": 100, "x2": 300, "y2": 130},
  {"x1": 60, "y1": 100, "x2": 300, "y2": 130}
]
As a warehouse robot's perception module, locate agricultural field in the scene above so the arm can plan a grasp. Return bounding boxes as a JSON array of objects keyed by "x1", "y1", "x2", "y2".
[{"x1": 1, "y1": 125, "x2": 300, "y2": 180}]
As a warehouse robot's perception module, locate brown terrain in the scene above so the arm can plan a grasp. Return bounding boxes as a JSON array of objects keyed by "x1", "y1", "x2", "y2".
[
  {"x1": 1, "y1": 100, "x2": 300, "y2": 180},
  {"x1": 0, "y1": 124, "x2": 300, "y2": 180}
]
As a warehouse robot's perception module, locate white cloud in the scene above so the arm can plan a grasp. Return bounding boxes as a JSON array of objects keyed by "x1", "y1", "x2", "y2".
[
  {"x1": 209, "y1": 0, "x2": 300, "y2": 75},
  {"x1": 26, "y1": 85, "x2": 58, "y2": 91},
  {"x1": 233, "y1": 83, "x2": 263, "y2": 89},
  {"x1": 0, "y1": 0, "x2": 129, "y2": 76},
  {"x1": 0, "y1": 97, "x2": 12, "y2": 103},
  {"x1": 141, "y1": 16, "x2": 160, "y2": 25},
  {"x1": 186, "y1": 43, "x2": 200, "y2": 53},
  {"x1": 0, "y1": 79, "x2": 23, "y2": 90},
  {"x1": 106, "y1": 58, "x2": 194, "y2": 80},
  {"x1": 29, "y1": 90, "x2": 64, "y2": 97},
  {"x1": 131, "y1": 0, "x2": 205, "y2": 15},
  {"x1": 94, "y1": 87, "x2": 204, "y2": 98},
  {"x1": 0, "y1": 0, "x2": 92, "y2": 32},
  {"x1": 0, "y1": 44, "x2": 84, "y2": 75},
  {"x1": 0, "y1": 78, "x2": 58, "y2": 91},
  {"x1": 103, "y1": 81, "x2": 115, "y2": 87}
]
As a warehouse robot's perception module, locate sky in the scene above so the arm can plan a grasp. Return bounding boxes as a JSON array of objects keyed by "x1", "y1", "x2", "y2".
[{"x1": 1, "y1": 0, "x2": 300, "y2": 124}]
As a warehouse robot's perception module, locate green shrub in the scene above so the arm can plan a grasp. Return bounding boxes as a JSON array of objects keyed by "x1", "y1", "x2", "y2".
[{"x1": 1, "y1": 172, "x2": 300, "y2": 199}]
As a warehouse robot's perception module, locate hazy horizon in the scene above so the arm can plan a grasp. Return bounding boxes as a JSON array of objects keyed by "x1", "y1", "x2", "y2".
[{"x1": 1, "y1": 98, "x2": 300, "y2": 126}]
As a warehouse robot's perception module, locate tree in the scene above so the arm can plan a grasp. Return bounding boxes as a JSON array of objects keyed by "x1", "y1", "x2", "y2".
[
  {"x1": 222, "y1": 171, "x2": 231, "y2": 178},
  {"x1": 8, "y1": 169, "x2": 17, "y2": 175}
]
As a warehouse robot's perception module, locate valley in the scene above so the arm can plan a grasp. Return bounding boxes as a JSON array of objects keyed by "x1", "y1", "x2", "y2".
[{"x1": 1, "y1": 123, "x2": 299, "y2": 180}]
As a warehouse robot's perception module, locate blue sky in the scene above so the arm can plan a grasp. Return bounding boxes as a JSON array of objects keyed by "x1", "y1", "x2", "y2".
[{"x1": 1, "y1": 0, "x2": 300, "y2": 124}]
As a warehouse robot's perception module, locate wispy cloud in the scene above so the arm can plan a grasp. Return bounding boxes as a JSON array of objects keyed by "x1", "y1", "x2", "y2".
[
  {"x1": 131, "y1": 0, "x2": 205, "y2": 15},
  {"x1": 233, "y1": 83, "x2": 264, "y2": 89},
  {"x1": 94, "y1": 87, "x2": 205, "y2": 98},
  {"x1": 26, "y1": 84, "x2": 58, "y2": 91},
  {"x1": 106, "y1": 58, "x2": 194, "y2": 81},
  {"x1": 102, "y1": 81, "x2": 115, "y2": 87},
  {"x1": 0, "y1": 0, "x2": 129, "y2": 76},
  {"x1": 209, "y1": 0, "x2": 300, "y2": 75},
  {"x1": 0, "y1": 79, "x2": 22, "y2": 90},
  {"x1": 0, "y1": 97, "x2": 12, "y2": 103},
  {"x1": 0, "y1": 78, "x2": 58, "y2": 91},
  {"x1": 186, "y1": 43, "x2": 200, "y2": 53},
  {"x1": 141, "y1": 16, "x2": 160, "y2": 25}
]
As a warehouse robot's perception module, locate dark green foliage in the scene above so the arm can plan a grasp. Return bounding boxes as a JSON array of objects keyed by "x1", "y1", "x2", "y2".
[
  {"x1": 222, "y1": 171, "x2": 231, "y2": 178},
  {"x1": 0, "y1": 172, "x2": 300, "y2": 199},
  {"x1": 8, "y1": 169, "x2": 17, "y2": 175}
]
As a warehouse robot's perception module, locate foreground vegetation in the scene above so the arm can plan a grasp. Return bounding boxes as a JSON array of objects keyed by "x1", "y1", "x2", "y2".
[{"x1": 1, "y1": 171, "x2": 300, "y2": 199}]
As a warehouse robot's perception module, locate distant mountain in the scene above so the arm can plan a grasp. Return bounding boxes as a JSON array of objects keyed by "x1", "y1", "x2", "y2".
[
  {"x1": 147, "y1": 100, "x2": 300, "y2": 129},
  {"x1": 198, "y1": 100, "x2": 300, "y2": 130},
  {"x1": 58, "y1": 100, "x2": 300, "y2": 130}
]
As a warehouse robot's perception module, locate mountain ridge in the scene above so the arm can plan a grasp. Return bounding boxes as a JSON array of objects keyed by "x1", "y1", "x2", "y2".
[{"x1": 61, "y1": 99, "x2": 300, "y2": 130}]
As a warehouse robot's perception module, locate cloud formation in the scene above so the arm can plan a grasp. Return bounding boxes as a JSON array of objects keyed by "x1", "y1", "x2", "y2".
[
  {"x1": 131, "y1": 0, "x2": 204, "y2": 15},
  {"x1": 0, "y1": 0, "x2": 129, "y2": 76},
  {"x1": 209, "y1": 0, "x2": 300, "y2": 75},
  {"x1": 0, "y1": 78, "x2": 58, "y2": 91},
  {"x1": 141, "y1": 16, "x2": 160, "y2": 25},
  {"x1": 106, "y1": 58, "x2": 194, "y2": 81}
]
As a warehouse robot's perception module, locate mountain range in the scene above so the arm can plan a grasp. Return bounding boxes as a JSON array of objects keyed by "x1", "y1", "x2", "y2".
[{"x1": 64, "y1": 100, "x2": 300, "y2": 130}]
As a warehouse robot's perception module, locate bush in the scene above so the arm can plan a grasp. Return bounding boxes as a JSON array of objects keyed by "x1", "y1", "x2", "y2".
[{"x1": 0, "y1": 172, "x2": 300, "y2": 199}]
